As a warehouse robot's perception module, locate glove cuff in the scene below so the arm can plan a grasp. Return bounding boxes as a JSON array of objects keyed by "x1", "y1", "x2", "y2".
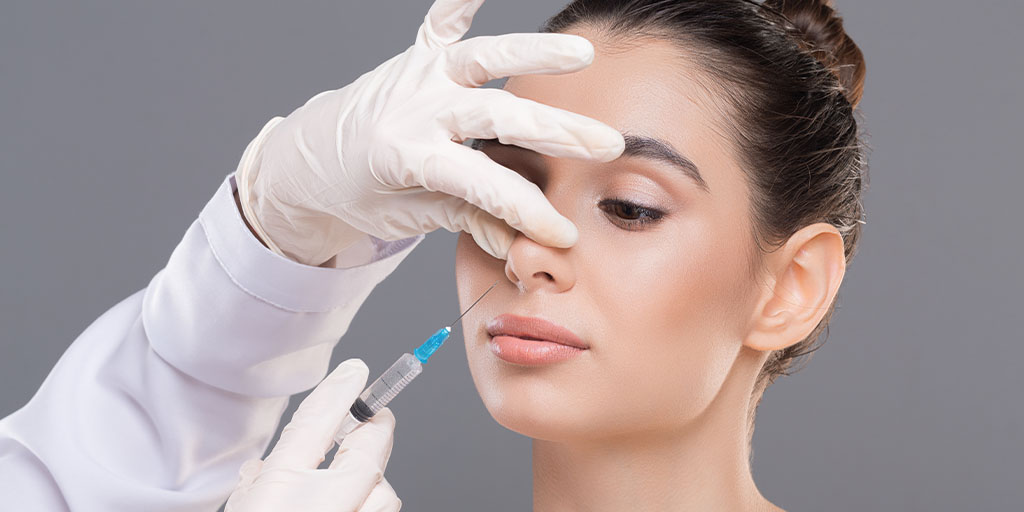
[{"x1": 235, "y1": 116, "x2": 289, "y2": 258}]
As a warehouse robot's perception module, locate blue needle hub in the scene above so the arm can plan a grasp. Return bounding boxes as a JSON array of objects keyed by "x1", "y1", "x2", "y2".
[{"x1": 413, "y1": 326, "x2": 452, "y2": 363}]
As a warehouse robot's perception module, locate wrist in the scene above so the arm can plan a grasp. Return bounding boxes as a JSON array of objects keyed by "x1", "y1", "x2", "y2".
[{"x1": 237, "y1": 186, "x2": 373, "y2": 267}]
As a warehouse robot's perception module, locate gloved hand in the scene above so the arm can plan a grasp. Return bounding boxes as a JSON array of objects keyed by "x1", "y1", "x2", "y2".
[
  {"x1": 225, "y1": 359, "x2": 401, "y2": 512},
  {"x1": 235, "y1": 0, "x2": 625, "y2": 267}
]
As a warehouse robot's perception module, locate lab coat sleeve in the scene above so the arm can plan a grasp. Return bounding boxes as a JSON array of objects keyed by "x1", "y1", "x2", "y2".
[{"x1": 0, "y1": 172, "x2": 426, "y2": 511}]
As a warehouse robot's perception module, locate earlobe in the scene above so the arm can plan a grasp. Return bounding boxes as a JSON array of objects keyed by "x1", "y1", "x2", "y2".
[{"x1": 743, "y1": 223, "x2": 847, "y2": 352}]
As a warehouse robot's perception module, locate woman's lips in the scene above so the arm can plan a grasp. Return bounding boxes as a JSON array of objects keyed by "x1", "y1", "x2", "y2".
[{"x1": 485, "y1": 314, "x2": 587, "y2": 366}]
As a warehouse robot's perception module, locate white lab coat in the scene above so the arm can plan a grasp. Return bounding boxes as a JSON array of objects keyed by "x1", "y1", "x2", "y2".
[{"x1": 0, "y1": 172, "x2": 425, "y2": 510}]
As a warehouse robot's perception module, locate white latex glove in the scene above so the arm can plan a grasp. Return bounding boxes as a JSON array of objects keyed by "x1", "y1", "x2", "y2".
[
  {"x1": 235, "y1": 0, "x2": 625, "y2": 267},
  {"x1": 225, "y1": 359, "x2": 401, "y2": 512}
]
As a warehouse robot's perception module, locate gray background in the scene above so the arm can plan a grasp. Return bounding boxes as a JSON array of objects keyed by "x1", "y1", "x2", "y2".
[{"x1": 1, "y1": 1, "x2": 1020, "y2": 510}]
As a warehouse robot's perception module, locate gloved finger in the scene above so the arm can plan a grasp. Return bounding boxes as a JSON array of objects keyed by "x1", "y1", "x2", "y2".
[
  {"x1": 358, "y1": 476, "x2": 403, "y2": 512},
  {"x1": 330, "y1": 406, "x2": 396, "y2": 473},
  {"x1": 223, "y1": 458, "x2": 264, "y2": 511},
  {"x1": 447, "y1": 87, "x2": 624, "y2": 161},
  {"x1": 246, "y1": 466, "x2": 383, "y2": 511},
  {"x1": 415, "y1": 0, "x2": 486, "y2": 50},
  {"x1": 434, "y1": 196, "x2": 516, "y2": 260},
  {"x1": 262, "y1": 359, "x2": 369, "y2": 471},
  {"x1": 419, "y1": 144, "x2": 580, "y2": 249},
  {"x1": 375, "y1": 191, "x2": 515, "y2": 260},
  {"x1": 236, "y1": 458, "x2": 264, "y2": 489},
  {"x1": 447, "y1": 200, "x2": 518, "y2": 260},
  {"x1": 328, "y1": 188, "x2": 506, "y2": 257},
  {"x1": 446, "y1": 32, "x2": 595, "y2": 87}
]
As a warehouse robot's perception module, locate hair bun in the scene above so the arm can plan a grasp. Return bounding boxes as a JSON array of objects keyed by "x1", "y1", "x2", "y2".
[{"x1": 762, "y1": 0, "x2": 865, "y2": 109}]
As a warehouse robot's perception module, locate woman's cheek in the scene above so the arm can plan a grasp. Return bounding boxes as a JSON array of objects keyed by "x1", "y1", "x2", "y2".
[{"x1": 602, "y1": 229, "x2": 735, "y2": 427}]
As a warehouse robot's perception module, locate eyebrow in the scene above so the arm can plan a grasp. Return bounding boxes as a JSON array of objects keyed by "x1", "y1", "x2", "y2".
[{"x1": 472, "y1": 132, "x2": 709, "y2": 193}]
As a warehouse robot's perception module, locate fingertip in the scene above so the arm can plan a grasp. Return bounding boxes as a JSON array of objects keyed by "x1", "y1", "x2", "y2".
[
  {"x1": 328, "y1": 358, "x2": 369, "y2": 385},
  {"x1": 582, "y1": 123, "x2": 625, "y2": 162},
  {"x1": 340, "y1": 357, "x2": 369, "y2": 372},
  {"x1": 518, "y1": 213, "x2": 578, "y2": 251},
  {"x1": 238, "y1": 458, "x2": 263, "y2": 480},
  {"x1": 559, "y1": 220, "x2": 580, "y2": 247},
  {"x1": 474, "y1": 232, "x2": 507, "y2": 260},
  {"x1": 598, "y1": 135, "x2": 626, "y2": 162},
  {"x1": 374, "y1": 406, "x2": 396, "y2": 425},
  {"x1": 564, "y1": 34, "x2": 595, "y2": 65},
  {"x1": 469, "y1": 213, "x2": 515, "y2": 261},
  {"x1": 492, "y1": 243, "x2": 510, "y2": 261},
  {"x1": 539, "y1": 214, "x2": 578, "y2": 248}
]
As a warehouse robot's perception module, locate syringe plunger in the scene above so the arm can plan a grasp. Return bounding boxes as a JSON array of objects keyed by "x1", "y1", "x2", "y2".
[{"x1": 354, "y1": 353, "x2": 422, "y2": 419}]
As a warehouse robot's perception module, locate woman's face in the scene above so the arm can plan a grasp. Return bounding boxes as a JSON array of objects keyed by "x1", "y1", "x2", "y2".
[{"x1": 455, "y1": 32, "x2": 763, "y2": 442}]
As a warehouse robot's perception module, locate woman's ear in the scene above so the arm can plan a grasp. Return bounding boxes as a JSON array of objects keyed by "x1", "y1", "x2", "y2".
[{"x1": 743, "y1": 223, "x2": 847, "y2": 352}]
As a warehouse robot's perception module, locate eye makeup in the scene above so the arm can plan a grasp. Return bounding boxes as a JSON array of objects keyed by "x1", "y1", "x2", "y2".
[
  {"x1": 469, "y1": 136, "x2": 709, "y2": 194},
  {"x1": 598, "y1": 198, "x2": 666, "y2": 231},
  {"x1": 472, "y1": 138, "x2": 675, "y2": 232}
]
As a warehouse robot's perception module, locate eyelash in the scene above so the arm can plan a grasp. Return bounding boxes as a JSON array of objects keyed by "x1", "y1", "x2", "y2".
[{"x1": 598, "y1": 198, "x2": 666, "y2": 230}]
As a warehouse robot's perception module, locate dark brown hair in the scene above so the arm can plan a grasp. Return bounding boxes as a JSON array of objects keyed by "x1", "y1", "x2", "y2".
[{"x1": 539, "y1": 0, "x2": 869, "y2": 452}]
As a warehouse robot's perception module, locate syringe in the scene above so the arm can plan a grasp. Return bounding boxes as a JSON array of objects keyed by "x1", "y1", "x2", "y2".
[{"x1": 332, "y1": 280, "x2": 498, "y2": 445}]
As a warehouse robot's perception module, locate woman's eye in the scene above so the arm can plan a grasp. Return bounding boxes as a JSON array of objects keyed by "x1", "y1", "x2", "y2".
[{"x1": 598, "y1": 198, "x2": 666, "y2": 231}]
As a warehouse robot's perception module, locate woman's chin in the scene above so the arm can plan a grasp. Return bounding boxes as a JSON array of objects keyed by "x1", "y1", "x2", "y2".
[
  {"x1": 475, "y1": 379, "x2": 621, "y2": 442},
  {"x1": 485, "y1": 401, "x2": 594, "y2": 442}
]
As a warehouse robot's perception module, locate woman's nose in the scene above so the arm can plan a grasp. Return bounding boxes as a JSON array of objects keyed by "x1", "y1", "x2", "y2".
[{"x1": 504, "y1": 230, "x2": 576, "y2": 294}]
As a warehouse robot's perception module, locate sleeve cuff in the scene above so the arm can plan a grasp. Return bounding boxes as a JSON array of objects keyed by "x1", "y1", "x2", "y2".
[{"x1": 141, "y1": 172, "x2": 425, "y2": 396}]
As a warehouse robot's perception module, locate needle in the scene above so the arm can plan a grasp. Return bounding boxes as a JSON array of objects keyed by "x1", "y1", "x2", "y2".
[{"x1": 447, "y1": 280, "x2": 499, "y2": 332}]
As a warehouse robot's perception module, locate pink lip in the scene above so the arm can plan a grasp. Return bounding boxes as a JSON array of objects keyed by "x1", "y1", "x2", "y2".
[{"x1": 485, "y1": 314, "x2": 588, "y2": 366}]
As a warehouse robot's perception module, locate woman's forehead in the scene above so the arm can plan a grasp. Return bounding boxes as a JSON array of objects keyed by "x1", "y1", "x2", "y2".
[{"x1": 502, "y1": 33, "x2": 739, "y2": 189}]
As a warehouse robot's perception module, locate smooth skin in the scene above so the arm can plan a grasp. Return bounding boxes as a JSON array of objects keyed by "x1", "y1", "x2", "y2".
[{"x1": 455, "y1": 29, "x2": 846, "y2": 512}]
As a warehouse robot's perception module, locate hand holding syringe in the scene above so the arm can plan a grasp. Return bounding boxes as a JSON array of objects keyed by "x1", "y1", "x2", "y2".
[
  {"x1": 224, "y1": 281, "x2": 500, "y2": 511},
  {"x1": 332, "y1": 280, "x2": 499, "y2": 445}
]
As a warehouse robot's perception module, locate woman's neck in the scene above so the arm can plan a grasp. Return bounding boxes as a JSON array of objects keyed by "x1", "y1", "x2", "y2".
[{"x1": 531, "y1": 348, "x2": 783, "y2": 512}]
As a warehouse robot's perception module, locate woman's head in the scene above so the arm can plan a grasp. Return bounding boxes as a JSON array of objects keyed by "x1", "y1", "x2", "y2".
[{"x1": 455, "y1": 0, "x2": 867, "y2": 450}]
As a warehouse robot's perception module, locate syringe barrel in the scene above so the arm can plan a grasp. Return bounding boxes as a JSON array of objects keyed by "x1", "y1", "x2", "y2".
[{"x1": 357, "y1": 353, "x2": 422, "y2": 416}]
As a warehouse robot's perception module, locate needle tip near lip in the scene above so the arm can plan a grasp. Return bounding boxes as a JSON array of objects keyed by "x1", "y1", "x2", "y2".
[{"x1": 449, "y1": 280, "x2": 500, "y2": 327}]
